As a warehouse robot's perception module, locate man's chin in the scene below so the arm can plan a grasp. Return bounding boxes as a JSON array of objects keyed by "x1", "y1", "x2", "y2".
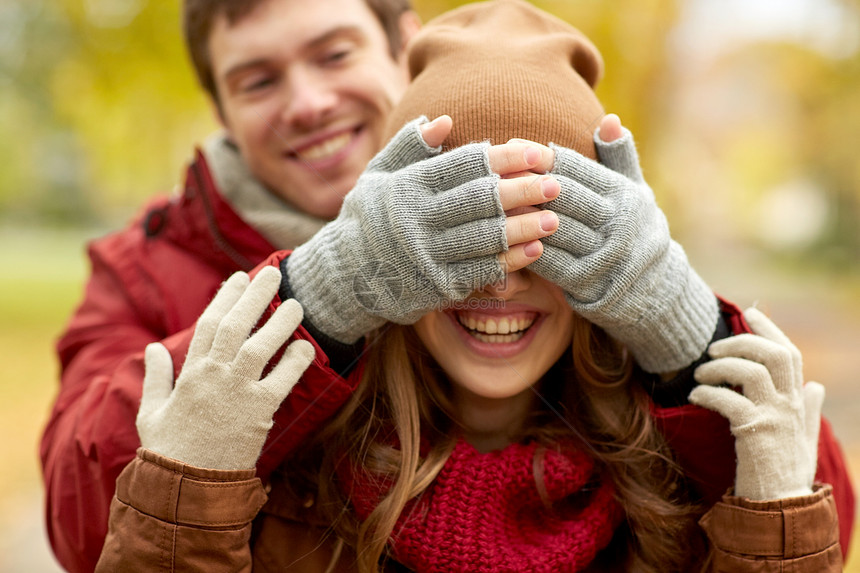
[
  {"x1": 272, "y1": 181, "x2": 349, "y2": 220},
  {"x1": 262, "y1": 150, "x2": 373, "y2": 217}
]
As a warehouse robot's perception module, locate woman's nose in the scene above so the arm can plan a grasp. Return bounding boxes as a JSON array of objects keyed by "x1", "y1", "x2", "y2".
[{"x1": 480, "y1": 269, "x2": 532, "y2": 299}]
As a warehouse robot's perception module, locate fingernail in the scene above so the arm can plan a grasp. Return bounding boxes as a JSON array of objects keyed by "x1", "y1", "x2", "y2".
[
  {"x1": 523, "y1": 240, "x2": 542, "y2": 258},
  {"x1": 523, "y1": 147, "x2": 540, "y2": 166},
  {"x1": 540, "y1": 212, "x2": 558, "y2": 232},
  {"x1": 540, "y1": 176, "x2": 559, "y2": 199}
]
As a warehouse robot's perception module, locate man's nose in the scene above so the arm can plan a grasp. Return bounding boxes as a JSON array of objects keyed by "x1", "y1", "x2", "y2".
[{"x1": 280, "y1": 69, "x2": 338, "y2": 128}]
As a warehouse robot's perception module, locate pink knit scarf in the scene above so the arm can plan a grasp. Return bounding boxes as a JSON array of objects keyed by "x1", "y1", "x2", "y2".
[{"x1": 342, "y1": 439, "x2": 623, "y2": 572}]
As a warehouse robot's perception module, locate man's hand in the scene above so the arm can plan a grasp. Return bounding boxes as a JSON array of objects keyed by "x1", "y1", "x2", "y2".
[
  {"x1": 136, "y1": 266, "x2": 315, "y2": 470},
  {"x1": 690, "y1": 307, "x2": 823, "y2": 500},
  {"x1": 286, "y1": 116, "x2": 560, "y2": 345}
]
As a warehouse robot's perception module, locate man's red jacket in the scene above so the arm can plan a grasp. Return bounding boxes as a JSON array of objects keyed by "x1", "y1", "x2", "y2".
[{"x1": 40, "y1": 151, "x2": 855, "y2": 572}]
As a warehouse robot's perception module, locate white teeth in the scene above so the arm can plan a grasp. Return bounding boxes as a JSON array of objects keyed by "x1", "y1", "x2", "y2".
[
  {"x1": 472, "y1": 332, "x2": 524, "y2": 344},
  {"x1": 456, "y1": 314, "x2": 536, "y2": 342},
  {"x1": 296, "y1": 132, "x2": 352, "y2": 161}
]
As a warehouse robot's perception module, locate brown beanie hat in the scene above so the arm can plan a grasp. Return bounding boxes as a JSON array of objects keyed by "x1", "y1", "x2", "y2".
[{"x1": 384, "y1": 0, "x2": 605, "y2": 159}]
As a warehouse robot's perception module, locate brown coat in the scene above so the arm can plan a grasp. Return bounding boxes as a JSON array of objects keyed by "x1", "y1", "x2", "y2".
[{"x1": 95, "y1": 449, "x2": 842, "y2": 572}]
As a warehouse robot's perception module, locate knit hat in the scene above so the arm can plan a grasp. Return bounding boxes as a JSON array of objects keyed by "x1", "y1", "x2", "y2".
[{"x1": 384, "y1": 0, "x2": 605, "y2": 159}]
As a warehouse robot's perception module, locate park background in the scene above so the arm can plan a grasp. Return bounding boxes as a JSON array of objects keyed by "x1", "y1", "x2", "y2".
[{"x1": 0, "y1": 0, "x2": 858, "y2": 570}]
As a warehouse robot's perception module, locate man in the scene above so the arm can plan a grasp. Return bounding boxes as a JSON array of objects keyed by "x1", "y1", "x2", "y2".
[
  {"x1": 39, "y1": 2, "x2": 558, "y2": 570},
  {"x1": 40, "y1": 0, "x2": 854, "y2": 571}
]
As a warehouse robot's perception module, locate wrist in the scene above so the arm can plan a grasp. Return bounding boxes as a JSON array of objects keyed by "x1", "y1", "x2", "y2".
[
  {"x1": 279, "y1": 257, "x2": 364, "y2": 376},
  {"x1": 646, "y1": 311, "x2": 731, "y2": 406},
  {"x1": 610, "y1": 259, "x2": 719, "y2": 373},
  {"x1": 286, "y1": 231, "x2": 383, "y2": 345}
]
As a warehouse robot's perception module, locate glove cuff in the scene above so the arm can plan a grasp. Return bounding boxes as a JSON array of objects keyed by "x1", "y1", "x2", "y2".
[
  {"x1": 279, "y1": 257, "x2": 365, "y2": 376},
  {"x1": 619, "y1": 249, "x2": 720, "y2": 373},
  {"x1": 286, "y1": 224, "x2": 385, "y2": 345}
]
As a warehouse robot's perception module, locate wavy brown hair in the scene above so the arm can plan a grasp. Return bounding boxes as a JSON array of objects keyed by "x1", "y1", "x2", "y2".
[{"x1": 291, "y1": 314, "x2": 706, "y2": 572}]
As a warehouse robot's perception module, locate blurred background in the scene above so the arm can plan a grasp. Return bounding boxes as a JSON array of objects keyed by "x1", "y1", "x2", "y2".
[{"x1": 1, "y1": 0, "x2": 857, "y2": 570}]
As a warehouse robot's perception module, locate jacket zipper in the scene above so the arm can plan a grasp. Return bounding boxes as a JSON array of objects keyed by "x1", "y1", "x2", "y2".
[{"x1": 190, "y1": 161, "x2": 256, "y2": 272}]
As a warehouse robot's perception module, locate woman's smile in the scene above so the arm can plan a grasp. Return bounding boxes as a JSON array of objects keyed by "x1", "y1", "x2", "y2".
[
  {"x1": 445, "y1": 306, "x2": 546, "y2": 359},
  {"x1": 413, "y1": 270, "x2": 575, "y2": 403}
]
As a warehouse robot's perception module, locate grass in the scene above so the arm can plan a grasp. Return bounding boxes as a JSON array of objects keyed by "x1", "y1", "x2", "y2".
[
  {"x1": 0, "y1": 227, "x2": 96, "y2": 571},
  {"x1": 0, "y1": 229, "x2": 91, "y2": 491}
]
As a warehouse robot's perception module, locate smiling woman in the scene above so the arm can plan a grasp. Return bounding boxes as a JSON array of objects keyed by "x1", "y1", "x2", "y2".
[
  {"x1": 413, "y1": 271, "x2": 575, "y2": 433},
  {"x1": 281, "y1": 0, "x2": 722, "y2": 569},
  {"x1": 279, "y1": 1, "x2": 844, "y2": 570}
]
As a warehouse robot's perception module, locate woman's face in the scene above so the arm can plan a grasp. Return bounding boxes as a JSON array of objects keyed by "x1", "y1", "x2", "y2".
[{"x1": 413, "y1": 269, "x2": 575, "y2": 405}]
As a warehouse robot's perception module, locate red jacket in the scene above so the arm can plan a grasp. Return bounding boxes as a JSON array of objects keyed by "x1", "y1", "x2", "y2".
[{"x1": 40, "y1": 150, "x2": 855, "y2": 572}]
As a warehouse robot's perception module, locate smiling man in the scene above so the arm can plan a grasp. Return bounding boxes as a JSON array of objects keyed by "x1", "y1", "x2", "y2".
[
  {"x1": 204, "y1": 0, "x2": 419, "y2": 219},
  {"x1": 39, "y1": 1, "x2": 561, "y2": 570}
]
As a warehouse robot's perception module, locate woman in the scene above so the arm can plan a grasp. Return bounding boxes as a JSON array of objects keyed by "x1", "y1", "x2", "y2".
[
  {"x1": 95, "y1": 251, "x2": 839, "y2": 572},
  {"x1": 96, "y1": 1, "x2": 843, "y2": 571},
  {"x1": 305, "y1": 267, "x2": 707, "y2": 571}
]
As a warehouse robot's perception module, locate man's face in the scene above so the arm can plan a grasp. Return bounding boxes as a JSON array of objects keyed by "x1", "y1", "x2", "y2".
[{"x1": 209, "y1": 0, "x2": 414, "y2": 220}]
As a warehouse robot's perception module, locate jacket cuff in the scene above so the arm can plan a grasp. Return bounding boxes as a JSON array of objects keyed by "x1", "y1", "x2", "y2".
[
  {"x1": 700, "y1": 484, "x2": 842, "y2": 568},
  {"x1": 115, "y1": 448, "x2": 267, "y2": 528}
]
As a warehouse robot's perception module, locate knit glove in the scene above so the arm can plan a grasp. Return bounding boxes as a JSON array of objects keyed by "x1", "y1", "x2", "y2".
[
  {"x1": 689, "y1": 307, "x2": 824, "y2": 500},
  {"x1": 136, "y1": 266, "x2": 315, "y2": 470},
  {"x1": 531, "y1": 128, "x2": 718, "y2": 373},
  {"x1": 287, "y1": 117, "x2": 506, "y2": 344}
]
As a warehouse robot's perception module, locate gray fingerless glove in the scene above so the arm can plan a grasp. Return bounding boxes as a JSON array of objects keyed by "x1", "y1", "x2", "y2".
[
  {"x1": 287, "y1": 117, "x2": 507, "y2": 344},
  {"x1": 531, "y1": 128, "x2": 718, "y2": 373}
]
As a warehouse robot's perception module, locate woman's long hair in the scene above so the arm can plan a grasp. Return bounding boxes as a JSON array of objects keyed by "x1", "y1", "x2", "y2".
[{"x1": 292, "y1": 314, "x2": 705, "y2": 572}]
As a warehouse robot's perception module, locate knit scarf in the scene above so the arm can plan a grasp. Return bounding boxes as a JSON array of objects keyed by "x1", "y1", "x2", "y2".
[
  {"x1": 202, "y1": 131, "x2": 328, "y2": 250},
  {"x1": 342, "y1": 439, "x2": 623, "y2": 573}
]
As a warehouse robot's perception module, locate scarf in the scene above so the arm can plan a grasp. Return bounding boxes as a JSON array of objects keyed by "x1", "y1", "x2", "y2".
[
  {"x1": 342, "y1": 439, "x2": 623, "y2": 573},
  {"x1": 202, "y1": 131, "x2": 328, "y2": 250}
]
